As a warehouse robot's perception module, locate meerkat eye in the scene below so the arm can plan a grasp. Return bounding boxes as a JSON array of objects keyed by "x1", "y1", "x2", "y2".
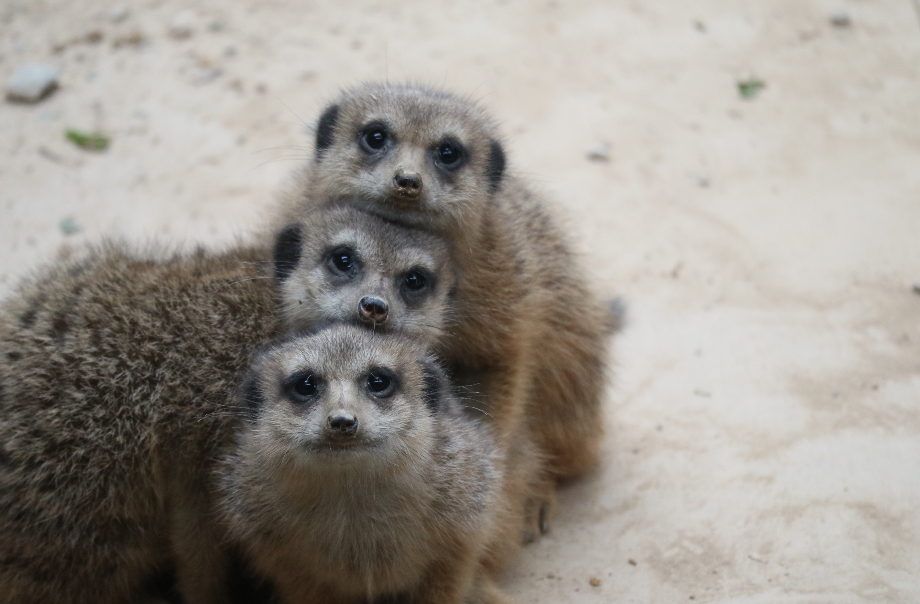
[
  {"x1": 366, "y1": 369, "x2": 396, "y2": 397},
  {"x1": 366, "y1": 129, "x2": 386, "y2": 149},
  {"x1": 403, "y1": 271, "x2": 427, "y2": 291},
  {"x1": 436, "y1": 140, "x2": 464, "y2": 168},
  {"x1": 286, "y1": 374, "x2": 319, "y2": 402},
  {"x1": 361, "y1": 124, "x2": 388, "y2": 152},
  {"x1": 328, "y1": 247, "x2": 357, "y2": 275}
]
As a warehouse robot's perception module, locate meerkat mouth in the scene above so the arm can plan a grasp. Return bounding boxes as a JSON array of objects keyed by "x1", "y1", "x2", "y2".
[{"x1": 305, "y1": 439, "x2": 382, "y2": 456}]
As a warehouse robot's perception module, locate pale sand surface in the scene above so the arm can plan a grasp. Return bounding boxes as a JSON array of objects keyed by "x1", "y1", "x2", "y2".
[{"x1": 2, "y1": 0, "x2": 919, "y2": 602}]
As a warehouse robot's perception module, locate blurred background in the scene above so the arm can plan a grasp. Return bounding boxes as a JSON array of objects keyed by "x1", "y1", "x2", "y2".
[{"x1": 2, "y1": 0, "x2": 920, "y2": 601}]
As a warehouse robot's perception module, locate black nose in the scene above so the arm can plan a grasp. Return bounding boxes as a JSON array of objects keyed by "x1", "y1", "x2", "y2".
[
  {"x1": 328, "y1": 412, "x2": 358, "y2": 435},
  {"x1": 359, "y1": 297, "x2": 389, "y2": 324},
  {"x1": 393, "y1": 170, "x2": 423, "y2": 197}
]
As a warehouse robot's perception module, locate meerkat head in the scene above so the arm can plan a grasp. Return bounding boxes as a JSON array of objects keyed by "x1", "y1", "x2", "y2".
[
  {"x1": 273, "y1": 205, "x2": 456, "y2": 343},
  {"x1": 239, "y1": 325, "x2": 449, "y2": 468},
  {"x1": 308, "y1": 82, "x2": 506, "y2": 231}
]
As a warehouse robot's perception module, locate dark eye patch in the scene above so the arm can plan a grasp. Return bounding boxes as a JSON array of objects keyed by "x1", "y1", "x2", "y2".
[
  {"x1": 403, "y1": 270, "x2": 427, "y2": 291},
  {"x1": 434, "y1": 138, "x2": 465, "y2": 170},
  {"x1": 359, "y1": 122, "x2": 389, "y2": 153},
  {"x1": 399, "y1": 268, "x2": 436, "y2": 304},
  {"x1": 366, "y1": 368, "x2": 397, "y2": 398},
  {"x1": 284, "y1": 371, "x2": 320, "y2": 404},
  {"x1": 325, "y1": 246, "x2": 360, "y2": 278}
]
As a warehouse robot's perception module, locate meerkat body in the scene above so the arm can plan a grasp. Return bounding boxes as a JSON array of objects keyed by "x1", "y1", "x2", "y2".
[
  {"x1": 0, "y1": 207, "x2": 465, "y2": 604},
  {"x1": 219, "y1": 325, "x2": 510, "y2": 604},
  {"x1": 0, "y1": 243, "x2": 276, "y2": 604},
  {"x1": 280, "y1": 82, "x2": 611, "y2": 485}
]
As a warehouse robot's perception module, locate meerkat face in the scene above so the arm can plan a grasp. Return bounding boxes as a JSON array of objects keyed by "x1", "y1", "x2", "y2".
[
  {"x1": 309, "y1": 83, "x2": 506, "y2": 231},
  {"x1": 241, "y1": 325, "x2": 445, "y2": 466},
  {"x1": 274, "y1": 206, "x2": 456, "y2": 343}
]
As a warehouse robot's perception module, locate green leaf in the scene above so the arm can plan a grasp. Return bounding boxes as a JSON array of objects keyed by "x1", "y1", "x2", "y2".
[
  {"x1": 65, "y1": 129, "x2": 110, "y2": 151},
  {"x1": 737, "y1": 78, "x2": 766, "y2": 99}
]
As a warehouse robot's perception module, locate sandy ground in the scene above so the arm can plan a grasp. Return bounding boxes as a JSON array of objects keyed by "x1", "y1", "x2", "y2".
[{"x1": 2, "y1": 0, "x2": 920, "y2": 602}]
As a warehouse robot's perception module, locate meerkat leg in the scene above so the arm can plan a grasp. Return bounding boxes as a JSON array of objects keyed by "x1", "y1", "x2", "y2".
[
  {"x1": 531, "y1": 289, "x2": 609, "y2": 479},
  {"x1": 165, "y1": 471, "x2": 231, "y2": 604},
  {"x1": 466, "y1": 341, "x2": 563, "y2": 547}
]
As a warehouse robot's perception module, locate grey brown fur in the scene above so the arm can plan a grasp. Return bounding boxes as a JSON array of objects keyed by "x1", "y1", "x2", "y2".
[
  {"x1": 0, "y1": 243, "x2": 277, "y2": 604},
  {"x1": 279, "y1": 82, "x2": 611, "y2": 507}
]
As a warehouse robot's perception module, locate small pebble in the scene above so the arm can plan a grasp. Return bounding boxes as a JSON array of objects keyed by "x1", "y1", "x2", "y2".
[
  {"x1": 190, "y1": 66, "x2": 222, "y2": 85},
  {"x1": 83, "y1": 30, "x2": 104, "y2": 44},
  {"x1": 912, "y1": 283, "x2": 920, "y2": 295},
  {"x1": 60, "y1": 217, "x2": 81, "y2": 235},
  {"x1": 628, "y1": 559, "x2": 637, "y2": 566},
  {"x1": 168, "y1": 11, "x2": 195, "y2": 40},
  {"x1": 589, "y1": 577, "x2": 601, "y2": 587},
  {"x1": 829, "y1": 12, "x2": 851, "y2": 28},
  {"x1": 108, "y1": 5, "x2": 129, "y2": 23},
  {"x1": 6, "y1": 64, "x2": 59, "y2": 103},
  {"x1": 587, "y1": 141, "x2": 612, "y2": 162},
  {"x1": 113, "y1": 30, "x2": 145, "y2": 48}
]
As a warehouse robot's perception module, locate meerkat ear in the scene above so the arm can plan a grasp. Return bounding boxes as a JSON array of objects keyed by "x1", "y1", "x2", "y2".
[
  {"x1": 486, "y1": 139, "x2": 505, "y2": 194},
  {"x1": 273, "y1": 224, "x2": 302, "y2": 282},
  {"x1": 238, "y1": 371, "x2": 264, "y2": 415},
  {"x1": 421, "y1": 359, "x2": 449, "y2": 413},
  {"x1": 314, "y1": 104, "x2": 340, "y2": 160}
]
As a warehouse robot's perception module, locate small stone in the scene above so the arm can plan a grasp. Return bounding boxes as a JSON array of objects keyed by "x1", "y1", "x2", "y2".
[
  {"x1": 38, "y1": 146, "x2": 63, "y2": 163},
  {"x1": 83, "y1": 30, "x2": 103, "y2": 44},
  {"x1": 60, "y1": 217, "x2": 81, "y2": 235},
  {"x1": 190, "y1": 66, "x2": 222, "y2": 85},
  {"x1": 829, "y1": 12, "x2": 851, "y2": 28},
  {"x1": 628, "y1": 558, "x2": 637, "y2": 566},
  {"x1": 912, "y1": 283, "x2": 920, "y2": 295},
  {"x1": 168, "y1": 11, "x2": 195, "y2": 40},
  {"x1": 6, "y1": 64, "x2": 59, "y2": 103},
  {"x1": 587, "y1": 141, "x2": 612, "y2": 162},
  {"x1": 113, "y1": 30, "x2": 145, "y2": 48},
  {"x1": 255, "y1": 82, "x2": 267, "y2": 94},
  {"x1": 589, "y1": 577, "x2": 601, "y2": 587},
  {"x1": 108, "y1": 5, "x2": 129, "y2": 23}
]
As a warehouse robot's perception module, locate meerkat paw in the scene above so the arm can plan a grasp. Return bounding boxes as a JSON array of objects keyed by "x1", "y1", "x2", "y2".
[{"x1": 521, "y1": 480, "x2": 557, "y2": 545}]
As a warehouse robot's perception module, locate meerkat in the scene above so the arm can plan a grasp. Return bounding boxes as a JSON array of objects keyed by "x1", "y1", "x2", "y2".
[
  {"x1": 0, "y1": 207, "x2": 462, "y2": 604},
  {"x1": 278, "y1": 83, "x2": 612, "y2": 484},
  {"x1": 218, "y1": 324, "x2": 513, "y2": 604},
  {"x1": 0, "y1": 243, "x2": 276, "y2": 604}
]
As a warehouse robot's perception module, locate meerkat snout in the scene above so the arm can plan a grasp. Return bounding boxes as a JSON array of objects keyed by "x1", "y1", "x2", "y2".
[
  {"x1": 327, "y1": 412, "x2": 358, "y2": 436},
  {"x1": 358, "y1": 296, "x2": 389, "y2": 324},
  {"x1": 393, "y1": 169, "x2": 423, "y2": 198}
]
